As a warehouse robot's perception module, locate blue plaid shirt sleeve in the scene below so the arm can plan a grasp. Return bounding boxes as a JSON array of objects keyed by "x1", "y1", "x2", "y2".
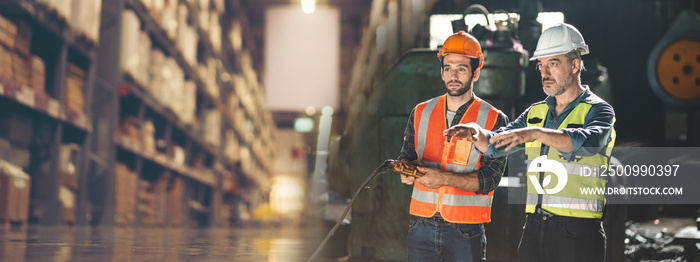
[{"x1": 475, "y1": 112, "x2": 509, "y2": 194}]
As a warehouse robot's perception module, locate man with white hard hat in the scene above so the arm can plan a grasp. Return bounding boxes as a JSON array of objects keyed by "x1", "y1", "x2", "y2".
[{"x1": 444, "y1": 23, "x2": 616, "y2": 261}]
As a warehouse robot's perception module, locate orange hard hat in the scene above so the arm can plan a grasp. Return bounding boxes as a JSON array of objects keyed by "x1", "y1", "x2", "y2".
[{"x1": 437, "y1": 31, "x2": 484, "y2": 69}]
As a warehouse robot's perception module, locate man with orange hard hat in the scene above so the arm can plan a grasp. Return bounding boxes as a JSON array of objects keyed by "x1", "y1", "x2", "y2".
[{"x1": 397, "y1": 31, "x2": 508, "y2": 262}]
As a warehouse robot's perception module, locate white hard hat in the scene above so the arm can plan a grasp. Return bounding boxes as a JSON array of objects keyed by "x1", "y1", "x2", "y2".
[{"x1": 530, "y1": 23, "x2": 589, "y2": 61}]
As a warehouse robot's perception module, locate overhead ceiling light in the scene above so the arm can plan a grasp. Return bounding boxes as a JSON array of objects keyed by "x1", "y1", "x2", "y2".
[{"x1": 301, "y1": 0, "x2": 316, "y2": 14}]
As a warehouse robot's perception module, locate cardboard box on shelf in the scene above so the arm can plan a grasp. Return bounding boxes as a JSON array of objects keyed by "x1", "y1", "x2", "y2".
[
  {"x1": 0, "y1": 15, "x2": 16, "y2": 50},
  {"x1": 156, "y1": 57, "x2": 183, "y2": 112},
  {"x1": 225, "y1": 130, "x2": 238, "y2": 161},
  {"x1": 65, "y1": 64, "x2": 86, "y2": 114},
  {"x1": 213, "y1": 0, "x2": 224, "y2": 13},
  {"x1": 119, "y1": 116, "x2": 141, "y2": 145},
  {"x1": 198, "y1": 1, "x2": 210, "y2": 33},
  {"x1": 12, "y1": 53, "x2": 31, "y2": 87},
  {"x1": 37, "y1": 0, "x2": 73, "y2": 24},
  {"x1": 180, "y1": 81, "x2": 196, "y2": 125},
  {"x1": 167, "y1": 144, "x2": 185, "y2": 166},
  {"x1": 204, "y1": 57, "x2": 219, "y2": 100},
  {"x1": 0, "y1": 45, "x2": 13, "y2": 81},
  {"x1": 70, "y1": 0, "x2": 103, "y2": 44},
  {"x1": 141, "y1": 119, "x2": 155, "y2": 155},
  {"x1": 0, "y1": 160, "x2": 31, "y2": 222},
  {"x1": 31, "y1": 55, "x2": 46, "y2": 95},
  {"x1": 144, "y1": 0, "x2": 164, "y2": 22},
  {"x1": 13, "y1": 20, "x2": 31, "y2": 57},
  {"x1": 136, "y1": 32, "x2": 152, "y2": 87},
  {"x1": 203, "y1": 109, "x2": 222, "y2": 146},
  {"x1": 147, "y1": 48, "x2": 165, "y2": 97},
  {"x1": 0, "y1": 139, "x2": 9, "y2": 160},
  {"x1": 229, "y1": 20, "x2": 243, "y2": 54},
  {"x1": 209, "y1": 12, "x2": 221, "y2": 53},
  {"x1": 120, "y1": 10, "x2": 145, "y2": 85},
  {"x1": 176, "y1": 4, "x2": 197, "y2": 67},
  {"x1": 7, "y1": 146, "x2": 29, "y2": 171},
  {"x1": 159, "y1": 0, "x2": 178, "y2": 41}
]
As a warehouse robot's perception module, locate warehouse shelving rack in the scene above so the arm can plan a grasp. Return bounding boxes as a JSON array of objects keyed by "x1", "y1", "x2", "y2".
[
  {"x1": 0, "y1": 0, "x2": 275, "y2": 227},
  {"x1": 0, "y1": 0, "x2": 97, "y2": 225},
  {"x1": 90, "y1": 0, "x2": 275, "y2": 227},
  {"x1": 89, "y1": 0, "x2": 218, "y2": 227}
]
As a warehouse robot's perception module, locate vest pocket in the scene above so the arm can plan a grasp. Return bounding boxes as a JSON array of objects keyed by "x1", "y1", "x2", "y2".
[{"x1": 452, "y1": 138, "x2": 472, "y2": 165}]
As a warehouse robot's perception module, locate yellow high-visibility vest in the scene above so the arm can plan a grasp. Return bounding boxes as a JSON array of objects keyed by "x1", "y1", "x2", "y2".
[{"x1": 524, "y1": 99, "x2": 616, "y2": 219}]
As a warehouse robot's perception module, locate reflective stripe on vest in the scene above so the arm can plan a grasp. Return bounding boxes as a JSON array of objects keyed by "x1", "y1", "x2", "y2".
[
  {"x1": 410, "y1": 95, "x2": 501, "y2": 224},
  {"x1": 524, "y1": 101, "x2": 616, "y2": 219},
  {"x1": 526, "y1": 194, "x2": 604, "y2": 212}
]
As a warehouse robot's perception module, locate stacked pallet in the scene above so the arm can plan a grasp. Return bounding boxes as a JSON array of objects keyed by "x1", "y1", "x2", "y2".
[
  {"x1": 115, "y1": 163, "x2": 137, "y2": 226},
  {"x1": 0, "y1": 160, "x2": 31, "y2": 227},
  {"x1": 137, "y1": 179, "x2": 157, "y2": 225},
  {"x1": 0, "y1": 16, "x2": 47, "y2": 95},
  {"x1": 137, "y1": 172, "x2": 171, "y2": 227},
  {"x1": 167, "y1": 176, "x2": 184, "y2": 226},
  {"x1": 152, "y1": 172, "x2": 170, "y2": 226},
  {"x1": 59, "y1": 144, "x2": 81, "y2": 224}
]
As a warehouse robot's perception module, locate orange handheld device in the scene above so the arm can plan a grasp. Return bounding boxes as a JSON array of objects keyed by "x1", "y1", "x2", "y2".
[{"x1": 388, "y1": 159, "x2": 425, "y2": 178}]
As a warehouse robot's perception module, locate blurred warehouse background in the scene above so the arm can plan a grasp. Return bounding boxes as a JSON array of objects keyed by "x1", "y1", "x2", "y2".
[{"x1": 0, "y1": 0, "x2": 699, "y2": 261}]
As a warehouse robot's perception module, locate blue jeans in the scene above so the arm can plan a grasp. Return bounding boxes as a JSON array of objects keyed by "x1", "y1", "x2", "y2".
[{"x1": 407, "y1": 214, "x2": 486, "y2": 262}]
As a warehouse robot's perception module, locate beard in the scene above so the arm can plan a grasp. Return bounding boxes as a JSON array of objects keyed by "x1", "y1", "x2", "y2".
[
  {"x1": 542, "y1": 75, "x2": 574, "y2": 96},
  {"x1": 445, "y1": 79, "x2": 472, "y2": 97}
]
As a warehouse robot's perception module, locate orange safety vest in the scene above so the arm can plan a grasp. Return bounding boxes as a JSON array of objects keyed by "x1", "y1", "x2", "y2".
[{"x1": 410, "y1": 95, "x2": 500, "y2": 224}]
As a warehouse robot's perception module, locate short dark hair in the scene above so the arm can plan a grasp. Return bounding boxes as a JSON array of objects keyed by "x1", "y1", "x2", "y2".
[{"x1": 439, "y1": 55, "x2": 480, "y2": 74}]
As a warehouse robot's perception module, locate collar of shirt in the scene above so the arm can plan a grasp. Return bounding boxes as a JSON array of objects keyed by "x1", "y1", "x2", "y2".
[{"x1": 448, "y1": 96, "x2": 476, "y2": 126}]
